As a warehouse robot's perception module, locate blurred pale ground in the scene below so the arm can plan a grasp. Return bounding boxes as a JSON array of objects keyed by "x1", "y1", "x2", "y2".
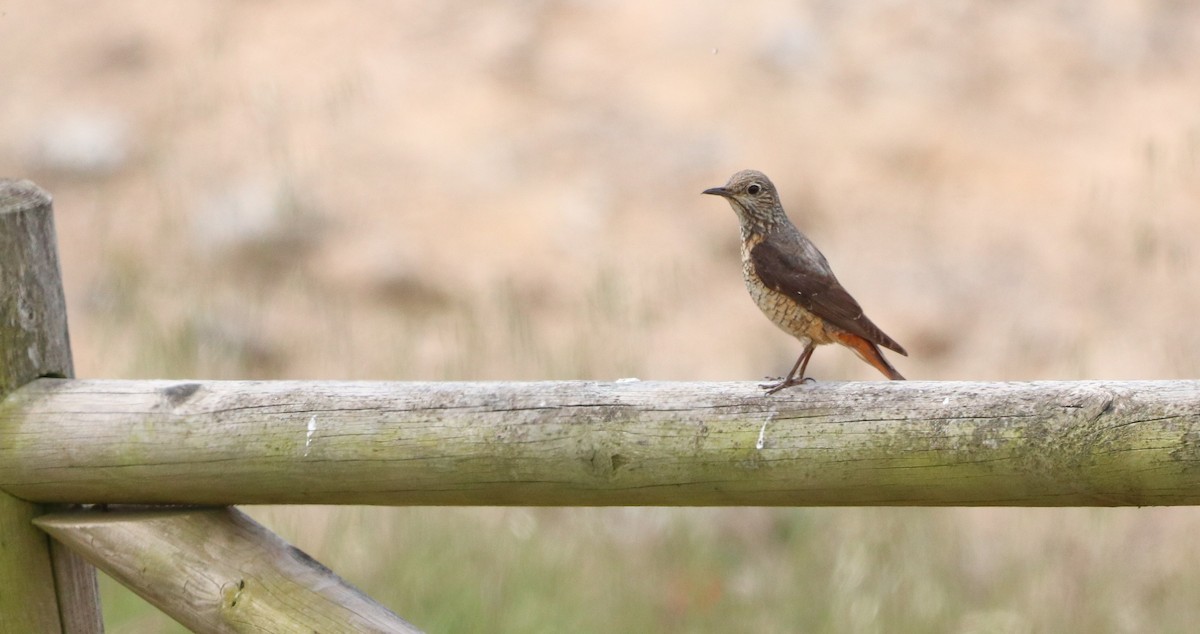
[{"x1": 3, "y1": 1, "x2": 1200, "y2": 631}]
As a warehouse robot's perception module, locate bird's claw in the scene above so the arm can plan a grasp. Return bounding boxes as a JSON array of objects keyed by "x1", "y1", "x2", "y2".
[{"x1": 759, "y1": 376, "x2": 816, "y2": 395}]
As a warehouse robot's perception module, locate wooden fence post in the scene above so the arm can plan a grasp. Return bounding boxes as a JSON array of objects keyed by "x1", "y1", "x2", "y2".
[{"x1": 0, "y1": 180, "x2": 103, "y2": 632}]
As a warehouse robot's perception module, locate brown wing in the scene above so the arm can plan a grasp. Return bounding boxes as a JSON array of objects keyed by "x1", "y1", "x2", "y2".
[{"x1": 751, "y1": 233, "x2": 907, "y2": 356}]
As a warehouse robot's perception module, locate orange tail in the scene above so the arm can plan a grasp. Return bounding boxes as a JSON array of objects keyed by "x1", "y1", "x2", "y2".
[{"x1": 832, "y1": 331, "x2": 905, "y2": 380}]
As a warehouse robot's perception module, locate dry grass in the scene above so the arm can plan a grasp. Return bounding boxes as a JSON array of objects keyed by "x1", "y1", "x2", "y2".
[{"x1": 4, "y1": 1, "x2": 1200, "y2": 631}]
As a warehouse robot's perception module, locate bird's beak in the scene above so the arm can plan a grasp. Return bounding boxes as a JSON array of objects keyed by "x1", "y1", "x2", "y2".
[{"x1": 702, "y1": 186, "x2": 731, "y2": 197}]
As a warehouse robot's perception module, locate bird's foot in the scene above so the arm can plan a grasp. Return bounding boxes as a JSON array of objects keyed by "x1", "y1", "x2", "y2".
[{"x1": 759, "y1": 376, "x2": 816, "y2": 395}]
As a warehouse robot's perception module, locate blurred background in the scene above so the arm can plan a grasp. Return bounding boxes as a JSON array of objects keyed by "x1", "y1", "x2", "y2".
[{"x1": 3, "y1": 1, "x2": 1200, "y2": 631}]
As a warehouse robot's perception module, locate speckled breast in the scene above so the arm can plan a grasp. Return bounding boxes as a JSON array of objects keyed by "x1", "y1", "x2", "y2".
[{"x1": 740, "y1": 234, "x2": 834, "y2": 345}]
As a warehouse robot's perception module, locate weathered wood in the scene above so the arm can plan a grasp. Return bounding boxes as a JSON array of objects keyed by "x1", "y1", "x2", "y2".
[
  {"x1": 0, "y1": 180, "x2": 73, "y2": 393},
  {"x1": 35, "y1": 506, "x2": 422, "y2": 634},
  {"x1": 3, "y1": 379, "x2": 1200, "y2": 506},
  {"x1": 0, "y1": 180, "x2": 102, "y2": 633},
  {"x1": 0, "y1": 493, "x2": 61, "y2": 632}
]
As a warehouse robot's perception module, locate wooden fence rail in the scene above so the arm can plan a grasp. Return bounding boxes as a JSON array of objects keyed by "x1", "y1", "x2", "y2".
[
  {"x1": 3, "y1": 378, "x2": 1200, "y2": 507},
  {"x1": 5, "y1": 178, "x2": 1200, "y2": 633},
  {"x1": 35, "y1": 506, "x2": 420, "y2": 633}
]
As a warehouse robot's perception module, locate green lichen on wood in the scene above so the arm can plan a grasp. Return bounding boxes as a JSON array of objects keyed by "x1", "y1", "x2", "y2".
[{"x1": 3, "y1": 379, "x2": 1200, "y2": 507}]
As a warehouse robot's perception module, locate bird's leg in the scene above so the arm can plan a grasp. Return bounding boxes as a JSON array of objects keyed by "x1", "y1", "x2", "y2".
[{"x1": 761, "y1": 343, "x2": 816, "y2": 394}]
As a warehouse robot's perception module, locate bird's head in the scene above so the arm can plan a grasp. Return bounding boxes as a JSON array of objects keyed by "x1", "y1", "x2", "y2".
[{"x1": 702, "y1": 169, "x2": 784, "y2": 234}]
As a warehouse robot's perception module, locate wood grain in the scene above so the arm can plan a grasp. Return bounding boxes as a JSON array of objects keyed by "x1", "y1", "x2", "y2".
[
  {"x1": 3, "y1": 378, "x2": 1199, "y2": 506},
  {"x1": 0, "y1": 179, "x2": 102, "y2": 633},
  {"x1": 36, "y1": 507, "x2": 422, "y2": 633}
]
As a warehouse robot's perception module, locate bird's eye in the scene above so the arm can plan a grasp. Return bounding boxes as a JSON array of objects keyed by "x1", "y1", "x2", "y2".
[{"x1": 747, "y1": 183, "x2": 762, "y2": 195}]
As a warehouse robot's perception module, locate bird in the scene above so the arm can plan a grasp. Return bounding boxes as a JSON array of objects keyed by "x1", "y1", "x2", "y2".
[{"x1": 703, "y1": 169, "x2": 907, "y2": 394}]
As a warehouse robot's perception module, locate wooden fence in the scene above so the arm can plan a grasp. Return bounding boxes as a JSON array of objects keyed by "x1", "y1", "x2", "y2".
[{"x1": 2, "y1": 179, "x2": 1199, "y2": 632}]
